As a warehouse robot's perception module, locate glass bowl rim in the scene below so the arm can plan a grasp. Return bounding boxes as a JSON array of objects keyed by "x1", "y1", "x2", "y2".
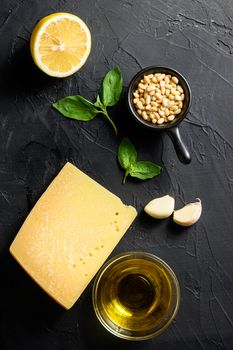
[{"x1": 92, "y1": 251, "x2": 180, "y2": 341}]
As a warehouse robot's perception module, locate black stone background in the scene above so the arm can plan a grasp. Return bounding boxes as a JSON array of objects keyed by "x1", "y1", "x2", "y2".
[{"x1": 0, "y1": 0, "x2": 233, "y2": 349}]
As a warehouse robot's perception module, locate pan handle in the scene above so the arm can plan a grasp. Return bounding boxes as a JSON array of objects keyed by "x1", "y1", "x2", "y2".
[{"x1": 167, "y1": 126, "x2": 191, "y2": 164}]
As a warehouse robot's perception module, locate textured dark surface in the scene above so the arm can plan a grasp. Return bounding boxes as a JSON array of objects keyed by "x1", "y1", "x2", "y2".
[{"x1": 1, "y1": 0, "x2": 233, "y2": 349}]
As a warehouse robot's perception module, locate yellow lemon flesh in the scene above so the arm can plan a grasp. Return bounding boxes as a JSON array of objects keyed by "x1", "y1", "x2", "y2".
[{"x1": 30, "y1": 13, "x2": 91, "y2": 77}]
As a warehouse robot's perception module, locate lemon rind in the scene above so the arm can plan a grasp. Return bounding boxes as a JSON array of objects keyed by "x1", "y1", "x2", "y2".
[{"x1": 30, "y1": 12, "x2": 91, "y2": 78}]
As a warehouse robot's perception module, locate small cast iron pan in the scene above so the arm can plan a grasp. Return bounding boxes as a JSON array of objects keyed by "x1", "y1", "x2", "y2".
[{"x1": 127, "y1": 66, "x2": 192, "y2": 164}]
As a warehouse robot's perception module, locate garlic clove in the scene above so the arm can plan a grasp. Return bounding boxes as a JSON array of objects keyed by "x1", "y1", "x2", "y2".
[
  {"x1": 173, "y1": 199, "x2": 202, "y2": 227},
  {"x1": 144, "y1": 195, "x2": 175, "y2": 219}
]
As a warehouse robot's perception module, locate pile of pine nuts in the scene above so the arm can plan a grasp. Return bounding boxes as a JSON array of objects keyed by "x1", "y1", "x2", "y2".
[{"x1": 133, "y1": 73, "x2": 185, "y2": 125}]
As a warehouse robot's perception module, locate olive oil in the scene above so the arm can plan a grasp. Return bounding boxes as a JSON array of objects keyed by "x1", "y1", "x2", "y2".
[{"x1": 93, "y1": 252, "x2": 180, "y2": 340}]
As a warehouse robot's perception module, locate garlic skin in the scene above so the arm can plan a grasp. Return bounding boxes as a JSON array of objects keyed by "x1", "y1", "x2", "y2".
[
  {"x1": 144, "y1": 195, "x2": 175, "y2": 219},
  {"x1": 173, "y1": 199, "x2": 202, "y2": 227}
]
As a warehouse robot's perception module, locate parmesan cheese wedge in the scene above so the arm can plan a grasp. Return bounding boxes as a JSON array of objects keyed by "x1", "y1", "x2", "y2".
[
  {"x1": 144, "y1": 195, "x2": 175, "y2": 219},
  {"x1": 10, "y1": 162, "x2": 137, "y2": 309}
]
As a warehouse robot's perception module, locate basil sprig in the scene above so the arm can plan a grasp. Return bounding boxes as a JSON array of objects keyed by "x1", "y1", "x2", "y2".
[
  {"x1": 118, "y1": 138, "x2": 162, "y2": 184},
  {"x1": 53, "y1": 67, "x2": 123, "y2": 134}
]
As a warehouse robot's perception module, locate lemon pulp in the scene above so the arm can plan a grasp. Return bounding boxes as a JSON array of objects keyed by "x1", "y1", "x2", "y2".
[{"x1": 30, "y1": 13, "x2": 91, "y2": 77}]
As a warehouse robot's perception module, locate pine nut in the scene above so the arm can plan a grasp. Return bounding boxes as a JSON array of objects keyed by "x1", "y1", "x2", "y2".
[
  {"x1": 170, "y1": 105, "x2": 178, "y2": 111},
  {"x1": 175, "y1": 95, "x2": 182, "y2": 101},
  {"x1": 165, "y1": 108, "x2": 170, "y2": 117},
  {"x1": 137, "y1": 109, "x2": 142, "y2": 115},
  {"x1": 177, "y1": 85, "x2": 183, "y2": 93},
  {"x1": 133, "y1": 98, "x2": 139, "y2": 104},
  {"x1": 138, "y1": 83, "x2": 146, "y2": 90},
  {"x1": 164, "y1": 76, "x2": 170, "y2": 84},
  {"x1": 154, "y1": 112, "x2": 160, "y2": 120},
  {"x1": 174, "y1": 108, "x2": 181, "y2": 115},
  {"x1": 178, "y1": 101, "x2": 183, "y2": 109},
  {"x1": 180, "y1": 94, "x2": 185, "y2": 101},
  {"x1": 169, "y1": 94, "x2": 175, "y2": 100},
  {"x1": 162, "y1": 98, "x2": 169, "y2": 107},
  {"x1": 133, "y1": 92, "x2": 139, "y2": 98},
  {"x1": 140, "y1": 97, "x2": 146, "y2": 104},
  {"x1": 155, "y1": 92, "x2": 163, "y2": 100},
  {"x1": 142, "y1": 111, "x2": 148, "y2": 120},
  {"x1": 147, "y1": 85, "x2": 155, "y2": 92},
  {"x1": 136, "y1": 101, "x2": 144, "y2": 110},
  {"x1": 158, "y1": 109, "x2": 165, "y2": 117},
  {"x1": 149, "y1": 113, "x2": 155, "y2": 119},
  {"x1": 145, "y1": 105, "x2": 151, "y2": 110},
  {"x1": 152, "y1": 76, "x2": 157, "y2": 83},
  {"x1": 152, "y1": 119, "x2": 157, "y2": 124},
  {"x1": 168, "y1": 100, "x2": 175, "y2": 107},
  {"x1": 171, "y1": 88, "x2": 177, "y2": 95},
  {"x1": 157, "y1": 118, "x2": 165, "y2": 124},
  {"x1": 157, "y1": 73, "x2": 165, "y2": 82},
  {"x1": 171, "y1": 76, "x2": 179, "y2": 84},
  {"x1": 146, "y1": 95, "x2": 151, "y2": 105},
  {"x1": 161, "y1": 86, "x2": 166, "y2": 95},
  {"x1": 168, "y1": 115, "x2": 175, "y2": 121}
]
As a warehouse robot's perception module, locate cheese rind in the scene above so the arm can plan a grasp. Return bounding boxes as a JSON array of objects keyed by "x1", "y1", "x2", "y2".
[{"x1": 10, "y1": 162, "x2": 137, "y2": 309}]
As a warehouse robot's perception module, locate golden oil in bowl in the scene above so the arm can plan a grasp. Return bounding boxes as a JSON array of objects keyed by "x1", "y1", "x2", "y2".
[{"x1": 92, "y1": 251, "x2": 180, "y2": 340}]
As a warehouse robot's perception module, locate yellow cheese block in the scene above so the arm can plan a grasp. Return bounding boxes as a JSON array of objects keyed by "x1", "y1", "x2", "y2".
[{"x1": 10, "y1": 162, "x2": 137, "y2": 309}]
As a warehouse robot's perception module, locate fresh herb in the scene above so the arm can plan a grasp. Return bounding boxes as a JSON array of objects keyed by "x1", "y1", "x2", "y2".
[
  {"x1": 99, "y1": 67, "x2": 123, "y2": 107},
  {"x1": 53, "y1": 96, "x2": 98, "y2": 121},
  {"x1": 53, "y1": 67, "x2": 123, "y2": 134},
  {"x1": 118, "y1": 138, "x2": 162, "y2": 184}
]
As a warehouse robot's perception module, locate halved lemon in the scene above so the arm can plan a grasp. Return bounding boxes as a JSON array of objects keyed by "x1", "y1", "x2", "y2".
[{"x1": 30, "y1": 12, "x2": 91, "y2": 77}]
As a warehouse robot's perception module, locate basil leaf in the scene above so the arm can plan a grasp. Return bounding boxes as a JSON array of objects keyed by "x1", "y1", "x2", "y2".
[
  {"x1": 99, "y1": 67, "x2": 123, "y2": 107},
  {"x1": 53, "y1": 96, "x2": 98, "y2": 121},
  {"x1": 129, "y1": 161, "x2": 162, "y2": 180},
  {"x1": 118, "y1": 138, "x2": 137, "y2": 170}
]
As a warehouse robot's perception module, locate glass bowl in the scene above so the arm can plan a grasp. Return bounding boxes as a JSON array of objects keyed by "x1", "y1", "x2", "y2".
[{"x1": 92, "y1": 251, "x2": 180, "y2": 341}]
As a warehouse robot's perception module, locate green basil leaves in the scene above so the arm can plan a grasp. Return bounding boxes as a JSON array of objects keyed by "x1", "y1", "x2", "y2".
[
  {"x1": 118, "y1": 138, "x2": 162, "y2": 183},
  {"x1": 53, "y1": 69, "x2": 162, "y2": 185},
  {"x1": 53, "y1": 67, "x2": 123, "y2": 134},
  {"x1": 53, "y1": 96, "x2": 99, "y2": 121},
  {"x1": 118, "y1": 137, "x2": 137, "y2": 169},
  {"x1": 99, "y1": 67, "x2": 123, "y2": 107}
]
